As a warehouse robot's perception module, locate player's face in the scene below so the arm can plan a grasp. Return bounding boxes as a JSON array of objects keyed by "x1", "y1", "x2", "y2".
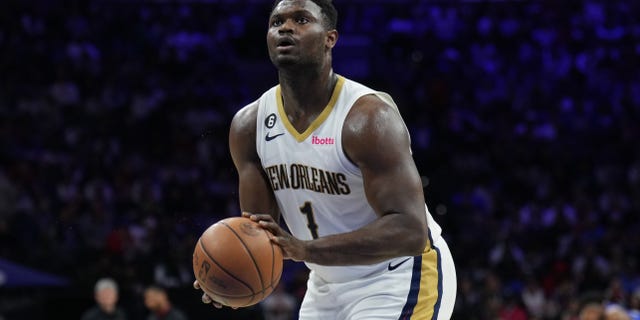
[{"x1": 266, "y1": 0, "x2": 335, "y2": 68}]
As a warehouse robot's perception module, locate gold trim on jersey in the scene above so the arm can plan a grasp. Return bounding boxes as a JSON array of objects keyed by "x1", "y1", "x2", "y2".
[
  {"x1": 276, "y1": 76, "x2": 345, "y2": 142},
  {"x1": 410, "y1": 245, "x2": 441, "y2": 319}
]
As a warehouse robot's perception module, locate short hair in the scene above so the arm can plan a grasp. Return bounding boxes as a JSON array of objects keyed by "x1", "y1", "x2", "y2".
[
  {"x1": 272, "y1": 0, "x2": 338, "y2": 30},
  {"x1": 94, "y1": 278, "x2": 118, "y2": 293},
  {"x1": 145, "y1": 284, "x2": 167, "y2": 294}
]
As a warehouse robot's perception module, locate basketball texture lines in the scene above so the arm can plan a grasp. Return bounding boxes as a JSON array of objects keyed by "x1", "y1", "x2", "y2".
[{"x1": 193, "y1": 217, "x2": 283, "y2": 308}]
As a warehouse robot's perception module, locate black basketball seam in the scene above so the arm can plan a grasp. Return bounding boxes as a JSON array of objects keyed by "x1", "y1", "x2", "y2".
[
  {"x1": 264, "y1": 228, "x2": 277, "y2": 293},
  {"x1": 259, "y1": 228, "x2": 275, "y2": 302},
  {"x1": 212, "y1": 285, "x2": 280, "y2": 298},
  {"x1": 220, "y1": 221, "x2": 266, "y2": 295},
  {"x1": 272, "y1": 264, "x2": 282, "y2": 289},
  {"x1": 198, "y1": 238, "x2": 256, "y2": 303}
]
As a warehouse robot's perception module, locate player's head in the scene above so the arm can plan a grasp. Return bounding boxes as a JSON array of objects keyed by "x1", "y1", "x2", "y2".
[
  {"x1": 272, "y1": 0, "x2": 337, "y2": 30},
  {"x1": 94, "y1": 278, "x2": 119, "y2": 313},
  {"x1": 267, "y1": 0, "x2": 339, "y2": 69}
]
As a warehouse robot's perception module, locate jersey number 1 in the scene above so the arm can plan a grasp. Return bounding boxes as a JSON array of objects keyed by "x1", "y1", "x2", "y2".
[{"x1": 299, "y1": 202, "x2": 319, "y2": 239}]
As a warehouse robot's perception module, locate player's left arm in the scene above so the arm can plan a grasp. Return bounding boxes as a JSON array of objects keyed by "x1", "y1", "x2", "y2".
[{"x1": 251, "y1": 94, "x2": 428, "y2": 265}]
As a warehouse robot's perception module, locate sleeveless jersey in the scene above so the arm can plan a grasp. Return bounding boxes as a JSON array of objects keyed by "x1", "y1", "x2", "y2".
[{"x1": 255, "y1": 75, "x2": 443, "y2": 283}]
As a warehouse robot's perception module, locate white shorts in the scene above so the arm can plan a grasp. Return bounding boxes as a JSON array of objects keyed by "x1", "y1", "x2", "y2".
[{"x1": 299, "y1": 236, "x2": 457, "y2": 320}]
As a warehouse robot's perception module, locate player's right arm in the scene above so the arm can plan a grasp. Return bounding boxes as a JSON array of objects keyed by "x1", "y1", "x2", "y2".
[
  {"x1": 228, "y1": 101, "x2": 280, "y2": 220},
  {"x1": 195, "y1": 102, "x2": 279, "y2": 309}
]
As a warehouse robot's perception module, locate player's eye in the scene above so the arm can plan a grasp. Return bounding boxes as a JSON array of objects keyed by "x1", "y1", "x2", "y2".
[
  {"x1": 296, "y1": 17, "x2": 309, "y2": 24},
  {"x1": 270, "y1": 18, "x2": 282, "y2": 27}
]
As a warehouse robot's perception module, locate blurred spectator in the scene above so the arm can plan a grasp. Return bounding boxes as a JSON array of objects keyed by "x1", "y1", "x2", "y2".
[
  {"x1": 261, "y1": 284, "x2": 297, "y2": 320},
  {"x1": 629, "y1": 289, "x2": 640, "y2": 320},
  {"x1": 605, "y1": 278, "x2": 628, "y2": 306},
  {"x1": 521, "y1": 277, "x2": 546, "y2": 318},
  {"x1": 80, "y1": 278, "x2": 127, "y2": 320},
  {"x1": 604, "y1": 304, "x2": 631, "y2": 320},
  {"x1": 579, "y1": 302, "x2": 604, "y2": 320},
  {"x1": 498, "y1": 289, "x2": 528, "y2": 320},
  {"x1": 143, "y1": 285, "x2": 188, "y2": 320},
  {"x1": 452, "y1": 276, "x2": 481, "y2": 319}
]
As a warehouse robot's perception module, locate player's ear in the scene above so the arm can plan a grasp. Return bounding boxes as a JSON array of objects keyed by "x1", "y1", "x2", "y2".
[{"x1": 326, "y1": 29, "x2": 338, "y2": 49}]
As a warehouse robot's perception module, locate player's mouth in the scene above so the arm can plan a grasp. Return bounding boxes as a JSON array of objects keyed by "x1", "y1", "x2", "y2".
[{"x1": 276, "y1": 38, "x2": 296, "y2": 50}]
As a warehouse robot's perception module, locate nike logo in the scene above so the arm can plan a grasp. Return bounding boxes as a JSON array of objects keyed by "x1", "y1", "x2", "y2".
[
  {"x1": 265, "y1": 132, "x2": 285, "y2": 141},
  {"x1": 388, "y1": 258, "x2": 412, "y2": 271}
]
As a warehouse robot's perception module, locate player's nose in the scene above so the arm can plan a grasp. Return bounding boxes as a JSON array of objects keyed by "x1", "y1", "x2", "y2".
[{"x1": 278, "y1": 19, "x2": 295, "y2": 34}]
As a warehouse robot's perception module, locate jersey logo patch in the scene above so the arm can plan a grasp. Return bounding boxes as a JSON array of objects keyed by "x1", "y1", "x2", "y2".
[
  {"x1": 265, "y1": 113, "x2": 277, "y2": 128},
  {"x1": 388, "y1": 257, "x2": 412, "y2": 271},
  {"x1": 311, "y1": 136, "x2": 335, "y2": 145},
  {"x1": 265, "y1": 132, "x2": 285, "y2": 141}
]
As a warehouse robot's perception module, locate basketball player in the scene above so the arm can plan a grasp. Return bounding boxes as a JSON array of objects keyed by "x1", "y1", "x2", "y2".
[{"x1": 195, "y1": 0, "x2": 457, "y2": 318}]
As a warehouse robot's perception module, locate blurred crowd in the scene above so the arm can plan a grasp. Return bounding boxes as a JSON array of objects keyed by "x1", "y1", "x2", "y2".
[{"x1": 0, "y1": 0, "x2": 639, "y2": 319}]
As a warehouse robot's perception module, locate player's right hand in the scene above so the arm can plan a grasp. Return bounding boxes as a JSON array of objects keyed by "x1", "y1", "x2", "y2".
[
  {"x1": 193, "y1": 280, "x2": 227, "y2": 309},
  {"x1": 243, "y1": 212, "x2": 308, "y2": 262}
]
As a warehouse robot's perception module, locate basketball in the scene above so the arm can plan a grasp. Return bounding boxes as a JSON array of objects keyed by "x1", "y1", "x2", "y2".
[{"x1": 192, "y1": 216, "x2": 283, "y2": 308}]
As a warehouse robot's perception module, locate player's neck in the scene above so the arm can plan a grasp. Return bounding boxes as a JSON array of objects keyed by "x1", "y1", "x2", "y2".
[{"x1": 278, "y1": 68, "x2": 337, "y2": 114}]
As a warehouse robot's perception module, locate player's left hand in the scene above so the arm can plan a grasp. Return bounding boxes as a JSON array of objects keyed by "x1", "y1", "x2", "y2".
[
  {"x1": 242, "y1": 212, "x2": 308, "y2": 262},
  {"x1": 193, "y1": 280, "x2": 237, "y2": 309}
]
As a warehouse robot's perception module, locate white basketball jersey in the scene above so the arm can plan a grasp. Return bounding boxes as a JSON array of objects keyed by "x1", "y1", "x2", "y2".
[{"x1": 255, "y1": 75, "x2": 442, "y2": 283}]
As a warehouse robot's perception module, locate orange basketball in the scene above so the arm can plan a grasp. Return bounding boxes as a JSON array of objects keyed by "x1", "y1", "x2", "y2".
[{"x1": 192, "y1": 216, "x2": 283, "y2": 308}]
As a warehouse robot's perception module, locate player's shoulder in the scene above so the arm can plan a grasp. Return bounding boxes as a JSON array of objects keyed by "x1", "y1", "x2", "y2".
[
  {"x1": 341, "y1": 88, "x2": 410, "y2": 160},
  {"x1": 231, "y1": 98, "x2": 266, "y2": 140},
  {"x1": 232, "y1": 100, "x2": 260, "y2": 127},
  {"x1": 345, "y1": 93, "x2": 405, "y2": 134},
  {"x1": 231, "y1": 85, "x2": 279, "y2": 130},
  {"x1": 340, "y1": 76, "x2": 399, "y2": 116}
]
